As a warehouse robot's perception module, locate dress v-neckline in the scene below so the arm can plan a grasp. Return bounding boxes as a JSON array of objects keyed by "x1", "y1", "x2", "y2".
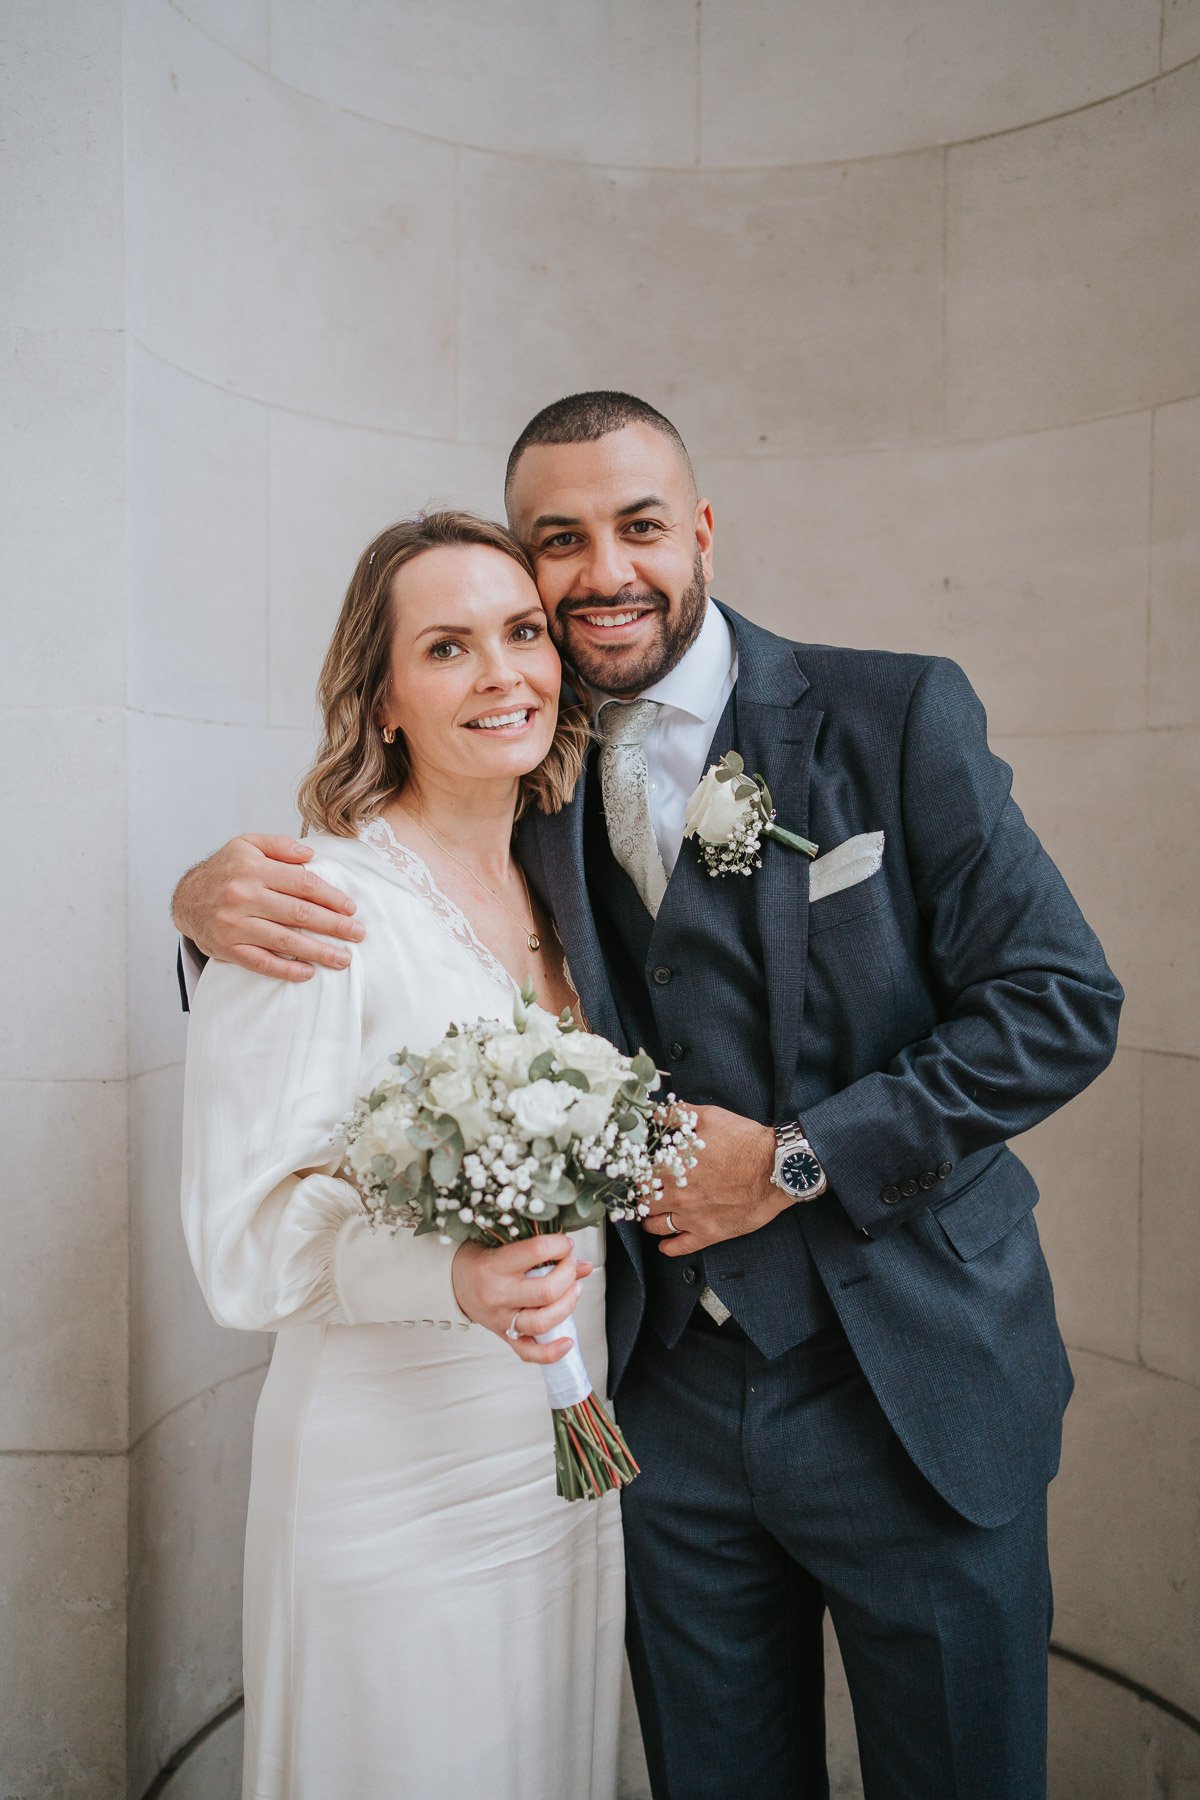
[{"x1": 357, "y1": 815, "x2": 520, "y2": 1000}]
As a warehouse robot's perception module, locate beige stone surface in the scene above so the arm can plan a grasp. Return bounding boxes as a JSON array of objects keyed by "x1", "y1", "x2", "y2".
[
  {"x1": 267, "y1": 412, "x2": 503, "y2": 728},
  {"x1": 0, "y1": 1453, "x2": 126, "y2": 1799},
  {"x1": 947, "y1": 61, "x2": 1200, "y2": 437},
  {"x1": 0, "y1": 328, "x2": 125, "y2": 711},
  {"x1": 1162, "y1": 0, "x2": 1200, "y2": 65},
  {"x1": 129, "y1": 1064, "x2": 270, "y2": 1442},
  {"x1": 1150, "y1": 397, "x2": 1200, "y2": 728},
  {"x1": 1051, "y1": 1350, "x2": 1200, "y2": 1717},
  {"x1": 0, "y1": 1081, "x2": 127, "y2": 1453},
  {"x1": 125, "y1": 0, "x2": 456, "y2": 431},
  {"x1": 825, "y1": 1615, "x2": 866, "y2": 1798},
  {"x1": 0, "y1": 0, "x2": 124, "y2": 330},
  {"x1": 126, "y1": 711, "x2": 314, "y2": 1077},
  {"x1": 128, "y1": 346, "x2": 269, "y2": 725},
  {"x1": 175, "y1": 0, "x2": 270, "y2": 65},
  {"x1": 1023, "y1": 1047, "x2": 1141, "y2": 1364},
  {"x1": 457, "y1": 149, "x2": 944, "y2": 459},
  {"x1": 1047, "y1": 1654, "x2": 1154, "y2": 1798},
  {"x1": 1140, "y1": 1052, "x2": 1200, "y2": 1385},
  {"x1": 700, "y1": 0, "x2": 1160, "y2": 166},
  {"x1": 707, "y1": 410, "x2": 1151, "y2": 735},
  {"x1": 0, "y1": 708, "x2": 126, "y2": 1082},
  {"x1": 271, "y1": 0, "x2": 699, "y2": 166},
  {"x1": 998, "y1": 729, "x2": 1200, "y2": 1060},
  {"x1": 128, "y1": 1366, "x2": 266, "y2": 1796},
  {"x1": 159, "y1": 1705, "x2": 244, "y2": 1799}
]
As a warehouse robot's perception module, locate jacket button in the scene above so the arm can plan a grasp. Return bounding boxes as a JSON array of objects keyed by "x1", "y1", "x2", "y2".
[
  {"x1": 668, "y1": 1041, "x2": 685, "y2": 1059},
  {"x1": 918, "y1": 1170, "x2": 937, "y2": 1190},
  {"x1": 900, "y1": 1178, "x2": 919, "y2": 1198},
  {"x1": 936, "y1": 1161, "x2": 952, "y2": 1180},
  {"x1": 653, "y1": 965, "x2": 672, "y2": 985},
  {"x1": 682, "y1": 1267, "x2": 697, "y2": 1285},
  {"x1": 881, "y1": 1185, "x2": 901, "y2": 1205}
]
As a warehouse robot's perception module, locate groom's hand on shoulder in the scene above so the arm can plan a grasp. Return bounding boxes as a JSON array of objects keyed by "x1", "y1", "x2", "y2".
[
  {"x1": 171, "y1": 833, "x2": 364, "y2": 981},
  {"x1": 644, "y1": 1104, "x2": 785, "y2": 1256}
]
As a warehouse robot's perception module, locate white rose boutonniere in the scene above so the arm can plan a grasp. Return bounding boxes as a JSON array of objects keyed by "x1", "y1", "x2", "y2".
[{"x1": 683, "y1": 751, "x2": 818, "y2": 877}]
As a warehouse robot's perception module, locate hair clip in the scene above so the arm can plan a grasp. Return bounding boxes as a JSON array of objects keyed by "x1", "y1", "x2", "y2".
[{"x1": 367, "y1": 548, "x2": 377, "y2": 565}]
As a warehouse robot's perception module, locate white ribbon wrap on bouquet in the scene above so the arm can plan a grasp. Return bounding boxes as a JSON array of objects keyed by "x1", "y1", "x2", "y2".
[{"x1": 526, "y1": 1261, "x2": 592, "y2": 1409}]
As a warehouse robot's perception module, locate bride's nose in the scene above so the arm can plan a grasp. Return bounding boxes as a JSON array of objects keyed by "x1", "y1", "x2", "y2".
[{"x1": 474, "y1": 643, "x2": 522, "y2": 691}]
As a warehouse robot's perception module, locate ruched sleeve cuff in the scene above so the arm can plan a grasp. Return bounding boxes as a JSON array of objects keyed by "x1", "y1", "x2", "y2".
[{"x1": 332, "y1": 1198, "x2": 472, "y2": 1330}]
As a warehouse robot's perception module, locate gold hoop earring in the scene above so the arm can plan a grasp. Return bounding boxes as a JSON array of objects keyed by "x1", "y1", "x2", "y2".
[{"x1": 381, "y1": 726, "x2": 396, "y2": 745}]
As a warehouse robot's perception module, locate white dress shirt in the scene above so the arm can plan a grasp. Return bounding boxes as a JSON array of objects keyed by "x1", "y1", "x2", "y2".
[{"x1": 585, "y1": 599, "x2": 738, "y2": 874}]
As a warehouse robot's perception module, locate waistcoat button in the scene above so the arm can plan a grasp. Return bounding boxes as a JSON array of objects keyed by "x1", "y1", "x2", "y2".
[
  {"x1": 682, "y1": 1267, "x2": 697, "y2": 1285},
  {"x1": 881, "y1": 1185, "x2": 901, "y2": 1205},
  {"x1": 652, "y1": 965, "x2": 672, "y2": 985},
  {"x1": 668, "y1": 1041, "x2": 684, "y2": 1059}
]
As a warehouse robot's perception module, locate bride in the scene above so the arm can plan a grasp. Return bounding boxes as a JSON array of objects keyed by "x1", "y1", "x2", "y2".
[{"x1": 181, "y1": 510, "x2": 623, "y2": 1799}]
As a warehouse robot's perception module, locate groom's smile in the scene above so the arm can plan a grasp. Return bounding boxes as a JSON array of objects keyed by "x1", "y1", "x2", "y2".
[{"x1": 505, "y1": 422, "x2": 715, "y2": 698}]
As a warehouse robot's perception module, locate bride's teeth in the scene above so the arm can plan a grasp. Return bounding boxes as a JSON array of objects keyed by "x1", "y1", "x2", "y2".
[{"x1": 471, "y1": 709, "x2": 529, "y2": 730}]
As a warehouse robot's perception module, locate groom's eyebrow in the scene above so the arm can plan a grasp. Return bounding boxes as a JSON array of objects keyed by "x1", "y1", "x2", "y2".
[
  {"x1": 415, "y1": 606, "x2": 542, "y2": 640},
  {"x1": 530, "y1": 495, "x2": 670, "y2": 532}
]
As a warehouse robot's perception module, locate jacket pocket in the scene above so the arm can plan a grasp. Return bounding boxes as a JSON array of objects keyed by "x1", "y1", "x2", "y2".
[
  {"x1": 932, "y1": 1151, "x2": 1039, "y2": 1260},
  {"x1": 807, "y1": 863, "x2": 889, "y2": 936}
]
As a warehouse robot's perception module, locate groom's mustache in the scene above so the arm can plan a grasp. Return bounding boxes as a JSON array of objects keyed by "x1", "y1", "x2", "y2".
[{"x1": 556, "y1": 589, "x2": 669, "y2": 620}]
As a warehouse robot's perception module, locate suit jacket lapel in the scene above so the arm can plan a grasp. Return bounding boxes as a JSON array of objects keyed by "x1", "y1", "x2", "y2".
[
  {"x1": 717, "y1": 605, "x2": 823, "y2": 1121},
  {"x1": 517, "y1": 751, "x2": 624, "y2": 1049}
]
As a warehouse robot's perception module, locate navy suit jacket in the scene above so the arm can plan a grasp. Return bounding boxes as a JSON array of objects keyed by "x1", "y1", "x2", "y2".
[{"x1": 518, "y1": 603, "x2": 1123, "y2": 1527}]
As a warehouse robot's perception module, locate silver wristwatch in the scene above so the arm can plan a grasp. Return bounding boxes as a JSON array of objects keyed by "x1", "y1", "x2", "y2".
[{"x1": 770, "y1": 1122, "x2": 827, "y2": 1202}]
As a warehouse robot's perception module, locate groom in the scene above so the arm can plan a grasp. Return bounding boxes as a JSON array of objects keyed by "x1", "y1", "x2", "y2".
[{"x1": 174, "y1": 392, "x2": 1122, "y2": 1799}]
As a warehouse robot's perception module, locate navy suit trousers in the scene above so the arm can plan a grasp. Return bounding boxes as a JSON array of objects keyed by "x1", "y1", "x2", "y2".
[{"x1": 618, "y1": 1319, "x2": 1052, "y2": 1800}]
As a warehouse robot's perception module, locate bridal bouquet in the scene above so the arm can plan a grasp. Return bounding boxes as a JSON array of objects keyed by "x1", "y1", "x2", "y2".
[{"x1": 340, "y1": 983, "x2": 703, "y2": 1501}]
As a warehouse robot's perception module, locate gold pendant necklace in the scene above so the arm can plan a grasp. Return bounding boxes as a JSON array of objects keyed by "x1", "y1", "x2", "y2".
[{"x1": 399, "y1": 806, "x2": 542, "y2": 954}]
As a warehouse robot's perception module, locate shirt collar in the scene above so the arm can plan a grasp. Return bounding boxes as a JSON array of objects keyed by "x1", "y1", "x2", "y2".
[{"x1": 582, "y1": 599, "x2": 736, "y2": 725}]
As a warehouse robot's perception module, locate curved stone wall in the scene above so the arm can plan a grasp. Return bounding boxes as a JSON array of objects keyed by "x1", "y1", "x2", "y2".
[{"x1": 3, "y1": 4, "x2": 1194, "y2": 1793}]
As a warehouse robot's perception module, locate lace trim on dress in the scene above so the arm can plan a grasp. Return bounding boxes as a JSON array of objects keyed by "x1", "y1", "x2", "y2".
[{"x1": 358, "y1": 816, "x2": 518, "y2": 998}]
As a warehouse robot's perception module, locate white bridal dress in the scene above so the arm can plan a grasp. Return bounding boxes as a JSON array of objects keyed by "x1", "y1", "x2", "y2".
[{"x1": 181, "y1": 819, "x2": 624, "y2": 1800}]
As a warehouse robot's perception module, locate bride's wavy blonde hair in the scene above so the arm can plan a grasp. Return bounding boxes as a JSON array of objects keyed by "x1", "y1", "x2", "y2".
[{"x1": 297, "y1": 510, "x2": 591, "y2": 838}]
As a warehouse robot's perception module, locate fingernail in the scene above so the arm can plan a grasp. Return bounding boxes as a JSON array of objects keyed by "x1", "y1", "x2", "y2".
[
  {"x1": 348, "y1": 924, "x2": 366, "y2": 940},
  {"x1": 332, "y1": 951, "x2": 350, "y2": 967}
]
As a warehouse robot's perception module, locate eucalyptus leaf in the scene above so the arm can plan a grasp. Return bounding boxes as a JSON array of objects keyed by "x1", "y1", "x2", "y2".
[
  {"x1": 723, "y1": 750, "x2": 744, "y2": 774},
  {"x1": 527, "y1": 1049, "x2": 557, "y2": 1082},
  {"x1": 556, "y1": 1066, "x2": 590, "y2": 1092}
]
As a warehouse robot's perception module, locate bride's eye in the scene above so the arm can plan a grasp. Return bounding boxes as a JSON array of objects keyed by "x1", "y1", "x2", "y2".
[
  {"x1": 511, "y1": 622, "x2": 544, "y2": 643},
  {"x1": 428, "y1": 639, "x2": 465, "y2": 660}
]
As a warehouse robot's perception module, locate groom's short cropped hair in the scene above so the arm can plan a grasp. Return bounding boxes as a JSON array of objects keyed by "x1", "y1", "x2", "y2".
[{"x1": 504, "y1": 390, "x2": 697, "y2": 503}]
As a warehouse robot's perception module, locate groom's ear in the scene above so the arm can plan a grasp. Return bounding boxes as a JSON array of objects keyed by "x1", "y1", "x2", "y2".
[{"x1": 695, "y1": 498, "x2": 715, "y2": 584}]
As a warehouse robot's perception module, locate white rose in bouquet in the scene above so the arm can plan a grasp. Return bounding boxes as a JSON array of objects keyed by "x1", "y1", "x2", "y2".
[
  {"x1": 510, "y1": 1078, "x2": 581, "y2": 1146},
  {"x1": 424, "y1": 1065, "x2": 491, "y2": 1149},
  {"x1": 683, "y1": 763, "x2": 748, "y2": 845},
  {"x1": 344, "y1": 1088, "x2": 420, "y2": 1188},
  {"x1": 554, "y1": 1028, "x2": 632, "y2": 1101},
  {"x1": 480, "y1": 1006, "x2": 560, "y2": 1086}
]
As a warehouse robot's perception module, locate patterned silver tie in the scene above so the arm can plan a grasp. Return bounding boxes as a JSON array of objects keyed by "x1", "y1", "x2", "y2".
[{"x1": 596, "y1": 699, "x2": 669, "y2": 918}]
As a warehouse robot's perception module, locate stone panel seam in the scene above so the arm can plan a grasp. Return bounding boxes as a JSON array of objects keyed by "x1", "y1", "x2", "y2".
[
  {"x1": 128, "y1": 1361, "x2": 271, "y2": 1459},
  {"x1": 1061, "y1": 1342, "x2": 1198, "y2": 1388},
  {"x1": 1136, "y1": 1048, "x2": 1147, "y2": 1368},
  {"x1": 126, "y1": 331, "x2": 1200, "y2": 459},
  {"x1": 1049, "y1": 1643, "x2": 1200, "y2": 1738},
  {"x1": 139, "y1": 1692, "x2": 244, "y2": 1800},
  {"x1": 160, "y1": 2, "x2": 1200, "y2": 174},
  {"x1": 1159, "y1": 0, "x2": 1168, "y2": 72},
  {"x1": 693, "y1": 0, "x2": 703, "y2": 167},
  {"x1": 1145, "y1": 408, "x2": 1157, "y2": 730}
]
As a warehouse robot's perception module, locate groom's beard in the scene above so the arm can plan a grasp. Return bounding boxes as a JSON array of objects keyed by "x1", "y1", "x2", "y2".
[{"x1": 551, "y1": 553, "x2": 708, "y2": 698}]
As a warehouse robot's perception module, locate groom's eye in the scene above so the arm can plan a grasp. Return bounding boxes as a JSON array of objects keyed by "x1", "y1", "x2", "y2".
[
  {"x1": 625, "y1": 518, "x2": 662, "y2": 535},
  {"x1": 539, "y1": 533, "x2": 578, "y2": 551}
]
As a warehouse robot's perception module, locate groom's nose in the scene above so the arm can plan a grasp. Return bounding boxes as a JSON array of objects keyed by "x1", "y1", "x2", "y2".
[{"x1": 575, "y1": 531, "x2": 636, "y2": 597}]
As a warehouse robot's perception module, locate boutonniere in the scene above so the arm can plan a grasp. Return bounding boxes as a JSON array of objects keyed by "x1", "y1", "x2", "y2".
[{"x1": 683, "y1": 751, "x2": 818, "y2": 878}]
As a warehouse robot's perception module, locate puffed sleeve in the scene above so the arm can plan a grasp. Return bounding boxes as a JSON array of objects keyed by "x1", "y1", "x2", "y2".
[{"x1": 180, "y1": 903, "x2": 469, "y2": 1334}]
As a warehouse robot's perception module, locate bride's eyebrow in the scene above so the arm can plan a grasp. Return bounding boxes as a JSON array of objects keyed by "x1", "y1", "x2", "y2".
[{"x1": 415, "y1": 607, "x2": 542, "y2": 641}]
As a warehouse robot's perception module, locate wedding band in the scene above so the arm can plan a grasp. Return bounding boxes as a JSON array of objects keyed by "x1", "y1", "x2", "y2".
[
  {"x1": 505, "y1": 1312, "x2": 521, "y2": 1341},
  {"x1": 664, "y1": 1212, "x2": 677, "y2": 1235}
]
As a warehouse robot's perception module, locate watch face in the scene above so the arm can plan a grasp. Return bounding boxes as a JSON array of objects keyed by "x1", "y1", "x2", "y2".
[{"x1": 780, "y1": 1147, "x2": 823, "y2": 1194}]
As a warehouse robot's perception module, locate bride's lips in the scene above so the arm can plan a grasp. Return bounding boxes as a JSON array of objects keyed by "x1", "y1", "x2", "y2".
[{"x1": 462, "y1": 705, "x2": 539, "y2": 738}]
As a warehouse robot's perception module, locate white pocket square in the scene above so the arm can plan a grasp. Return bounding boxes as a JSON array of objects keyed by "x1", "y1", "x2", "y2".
[{"x1": 809, "y1": 831, "x2": 885, "y2": 904}]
